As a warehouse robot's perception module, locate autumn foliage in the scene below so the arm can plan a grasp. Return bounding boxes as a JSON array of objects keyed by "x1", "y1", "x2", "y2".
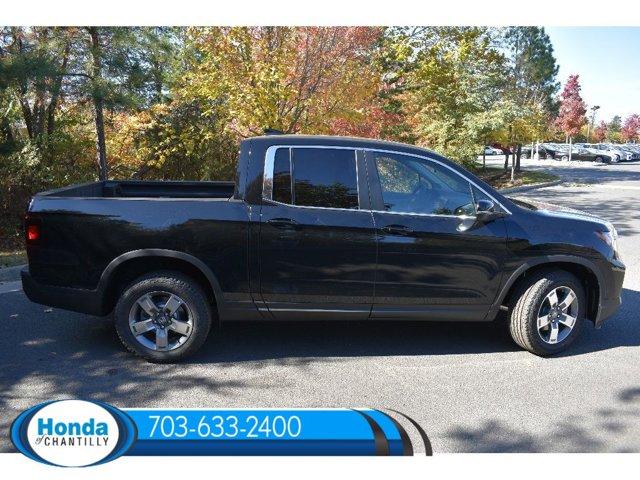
[
  {"x1": 621, "y1": 114, "x2": 640, "y2": 142},
  {"x1": 555, "y1": 74, "x2": 587, "y2": 139},
  {"x1": 593, "y1": 120, "x2": 608, "y2": 142},
  {"x1": 0, "y1": 27, "x2": 637, "y2": 248}
]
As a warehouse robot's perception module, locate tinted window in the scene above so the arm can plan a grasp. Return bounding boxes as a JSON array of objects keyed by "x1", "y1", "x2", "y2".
[
  {"x1": 291, "y1": 148, "x2": 359, "y2": 209},
  {"x1": 272, "y1": 148, "x2": 292, "y2": 204},
  {"x1": 374, "y1": 152, "x2": 473, "y2": 216}
]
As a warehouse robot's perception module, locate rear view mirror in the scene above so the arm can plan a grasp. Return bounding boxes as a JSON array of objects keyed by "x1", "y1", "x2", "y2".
[
  {"x1": 476, "y1": 199, "x2": 495, "y2": 213},
  {"x1": 475, "y1": 199, "x2": 505, "y2": 224}
]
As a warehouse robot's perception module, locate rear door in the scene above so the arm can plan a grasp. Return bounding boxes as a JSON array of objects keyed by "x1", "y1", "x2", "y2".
[
  {"x1": 258, "y1": 146, "x2": 376, "y2": 320},
  {"x1": 365, "y1": 149, "x2": 509, "y2": 321}
]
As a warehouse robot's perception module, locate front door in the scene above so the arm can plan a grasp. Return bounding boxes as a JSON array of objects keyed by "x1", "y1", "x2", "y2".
[
  {"x1": 259, "y1": 146, "x2": 376, "y2": 320},
  {"x1": 365, "y1": 150, "x2": 509, "y2": 321}
]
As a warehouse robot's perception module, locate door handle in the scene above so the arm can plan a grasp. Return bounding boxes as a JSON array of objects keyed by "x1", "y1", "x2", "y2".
[
  {"x1": 381, "y1": 224, "x2": 412, "y2": 236},
  {"x1": 267, "y1": 217, "x2": 299, "y2": 229}
]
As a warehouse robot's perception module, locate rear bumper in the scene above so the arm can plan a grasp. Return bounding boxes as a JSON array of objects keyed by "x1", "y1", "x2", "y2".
[{"x1": 21, "y1": 268, "x2": 107, "y2": 316}]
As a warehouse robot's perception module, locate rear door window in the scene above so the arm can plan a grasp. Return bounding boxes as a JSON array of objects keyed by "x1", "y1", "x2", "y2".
[{"x1": 270, "y1": 148, "x2": 360, "y2": 210}]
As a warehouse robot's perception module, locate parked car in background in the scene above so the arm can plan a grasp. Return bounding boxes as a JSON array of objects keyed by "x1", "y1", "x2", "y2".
[
  {"x1": 491, "y1": 144, "x2": 512, "y2": 155},
  {"x1": 618, "y1": 144, "x2": 640, "y2": 160},
  {"x1": 483, "y1": 146, "x2": 503, "y2": 155},
  {"x1": 580, "y1": 143, "x2": 625, "y2": 163},
  {"x1": 557, "y1": 147, "x2": 611, "y2": 163},
  {"x1": 520, "y1": 145, "x2": 556, "y2": 160}
]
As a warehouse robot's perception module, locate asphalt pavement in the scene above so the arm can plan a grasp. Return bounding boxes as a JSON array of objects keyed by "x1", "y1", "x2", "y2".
[{"x1": 1, "y1": 158, "x2": 639, "y2": 453}]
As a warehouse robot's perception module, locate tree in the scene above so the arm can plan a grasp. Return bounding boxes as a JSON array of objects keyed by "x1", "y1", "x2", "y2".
[
  {"x1": 183, "y1": 27, "x2": 382, "y2": 137},
  {"x1": 86, "y1": 27, "x2": 108, "y2": 180},
  {"x1": 593, "y1": 120, "x2": 608, "y2": 142},
  {"x1": 555, "y1": 74, "x2": 587, "y2": 160},
  {"x1": 385, "y1": 27, "x2": 508, "y2": 164},
  {"x1": 502, "y1": 27, "x2": 559, "y2": 171},
  {"x1": 0, "y1": 27, "x2": 74, "y2": 140},
  {"x1": 621, "y1": 114, "x2": 640, "y2": 143},
  {"x1": 608, "y1": 115, "x2": 622, "y2": 142}
]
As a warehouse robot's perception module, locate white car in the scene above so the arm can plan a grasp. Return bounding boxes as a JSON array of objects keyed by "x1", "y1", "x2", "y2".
[
  {"x1": 483, "y1": 146, "x2": 503, "y2": 155},
  {"x1": 599, "y1": 144, "x2": 632, "y2": 162}
]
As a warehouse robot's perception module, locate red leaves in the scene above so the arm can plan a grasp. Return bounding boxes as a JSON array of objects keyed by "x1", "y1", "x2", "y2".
[
  {"x1": 328, "y1": 106, "x2": 401, "y2": 139},
  {"x1": 621, "y1": 114, "x2": 640, "y2": 143},
  {"x1": 593, "y1": 120, "x2": 608, "y2": 143},
  {"x1": 555, "y1": 74, "x2": 587, "y2": 137}
]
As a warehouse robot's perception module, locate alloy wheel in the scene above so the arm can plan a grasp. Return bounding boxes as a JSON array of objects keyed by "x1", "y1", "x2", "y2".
[
  {"x1": 128, "y1": 291, "x2": 194, "y2": 351},
  {"x1": 536, "y1": 286, "x2": 578, "y2": 345}
]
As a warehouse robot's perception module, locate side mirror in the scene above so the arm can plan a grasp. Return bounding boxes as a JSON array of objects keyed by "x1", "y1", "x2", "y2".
[{"x1": 475, "y1": 199, "x2": 505, "y2": 224}]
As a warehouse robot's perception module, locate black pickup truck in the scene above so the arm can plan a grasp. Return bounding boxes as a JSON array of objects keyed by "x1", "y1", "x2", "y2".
[{"x1": 22, "y1": 135, "x2": 625, "y2": 362}]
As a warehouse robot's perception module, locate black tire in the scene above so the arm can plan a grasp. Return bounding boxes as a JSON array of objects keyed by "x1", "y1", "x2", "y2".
[
  {"x1": 595, "y1": 156, "x2": 604, "y2": 163},
  {"x1": 508, "y1": 270, "x2": 585, "y2": 356},
  {"x1": 560, "y1": 155, "x2": 569, "y2": 161},
  {"x1": 114, "y1": 271, "x2": 212, "y2": 363}
]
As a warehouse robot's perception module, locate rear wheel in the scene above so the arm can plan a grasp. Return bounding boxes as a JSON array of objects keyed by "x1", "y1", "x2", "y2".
[
  {"x1": 114, "y1": 272, "x2": 212, "y2": 363},
  {"x1": 508, "y1": 270, "x2": 585, "y2": 356},
  {"x1": 560, "y1": 154, "x2": 569, "y2": 161}
]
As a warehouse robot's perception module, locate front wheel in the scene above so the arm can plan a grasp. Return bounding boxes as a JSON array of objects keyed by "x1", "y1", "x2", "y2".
[
  {"x1": 114, "y1": 271, "x2": 212, "y2": 363},
  {"x1": 508, "y1": 270, "x2": 585, "y2": 356},
  {"x1": 560, "y1": 155, "x2": 569, "y2": 161}
]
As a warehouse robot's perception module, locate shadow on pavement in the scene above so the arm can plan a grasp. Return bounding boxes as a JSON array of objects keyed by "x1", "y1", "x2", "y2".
[
  {"x1": 1, "y1": 287, "x2": 638, "y2": 452},
  {"x1": 444, "y1": 385, "x2": 640, "y2": 452}
]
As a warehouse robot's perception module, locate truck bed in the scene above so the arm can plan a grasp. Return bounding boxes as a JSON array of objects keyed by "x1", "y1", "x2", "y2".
[{"x1": 38, "y1": 180, "x2": 236, "y2": 199}]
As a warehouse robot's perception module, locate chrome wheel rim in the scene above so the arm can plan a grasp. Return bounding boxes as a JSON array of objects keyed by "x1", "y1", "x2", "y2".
[
  {"x1": 537, "y1": 286, "x2": 578, "y2": 345},
  {"x1": 128, "y1": 291, "x2": 193, "y2": 351}
]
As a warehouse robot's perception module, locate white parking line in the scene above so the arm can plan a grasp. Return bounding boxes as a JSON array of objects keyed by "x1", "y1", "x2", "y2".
[
  {"x1": 589, "y1": 184, "x2": 640, "y2": 191},
  {"x1": 0, "y1": 281, "x2": 22, "y2": 294}
]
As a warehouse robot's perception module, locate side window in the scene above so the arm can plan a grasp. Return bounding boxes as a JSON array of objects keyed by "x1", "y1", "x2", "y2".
[
  {"x1": 373, "y1": 152, "x2": 474, "y2": 216},
  {"x1": 272, "y1": 148, "x2": 292, "y2": 204},
  {"x1": 291, "y1": 148, "x2": 359, "y2": 209}
]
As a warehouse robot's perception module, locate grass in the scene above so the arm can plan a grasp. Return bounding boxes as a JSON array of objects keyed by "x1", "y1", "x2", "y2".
[
  {"x1": 473, "y1": 165, "x2": 559, "y2": 190},
  {"x1": 0, "y1": 249, "x2": 26, "y2": 268}
]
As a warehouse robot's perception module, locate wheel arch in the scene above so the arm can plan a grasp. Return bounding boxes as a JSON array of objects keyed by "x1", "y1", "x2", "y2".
[
  {"x1": 99, "y1": 249, "x2": 224, "y2": 315},
  {"x1": 493, "y1": 256, "x2": 603, "y2": 324}
]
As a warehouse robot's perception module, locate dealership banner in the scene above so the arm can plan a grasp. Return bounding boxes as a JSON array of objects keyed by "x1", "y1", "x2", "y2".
[{"x1": 11, "y1": 400, "x2": 432, "y2": 466}]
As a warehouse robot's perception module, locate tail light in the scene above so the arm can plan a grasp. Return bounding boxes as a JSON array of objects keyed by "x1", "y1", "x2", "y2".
[
  {"x1": 27, "y1": 224, "x2": 40, "y2": 242},
  {"x1": 25, "y1": 216, "x2": 41, "y2": 244}
]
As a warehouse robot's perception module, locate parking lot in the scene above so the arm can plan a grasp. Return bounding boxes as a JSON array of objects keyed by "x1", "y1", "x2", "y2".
[{"x1": 1, "y1": 158, "x2": 639, "y2": 453}]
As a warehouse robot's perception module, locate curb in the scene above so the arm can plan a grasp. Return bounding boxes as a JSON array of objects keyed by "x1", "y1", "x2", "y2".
[
  {"x1": 0, "y1": 264, "x2": 26, "y2": 283},
  {"x1": 499, "y1": 179, "x2": 562, "y2": 194}
]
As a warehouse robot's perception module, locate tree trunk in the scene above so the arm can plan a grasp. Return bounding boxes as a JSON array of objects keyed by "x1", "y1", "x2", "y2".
[
  {"x1": 515, "y1": 143, "x2": 522, "y2": 172},
  {"x1": 510, "y1": 149, "x2": 515, "y2": 182},
  {"x1": 531, "y1": 141, "x2": 535, "y2": 160},
  {"x1": 18, "y1": 96, "x2": 34, "y2": 139},
  {"x1": 482, "y1": 139, "x2": 486, "y2": 170},
  {"x1": 568, "y1": 137, "x2": 573, "y2": 162},
  {"x1": 88, "y1": 27, "x2": 108, "y2": 181},
  {"x1": 46, "y1": 41, "x2": 71, "y2": 135}
]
